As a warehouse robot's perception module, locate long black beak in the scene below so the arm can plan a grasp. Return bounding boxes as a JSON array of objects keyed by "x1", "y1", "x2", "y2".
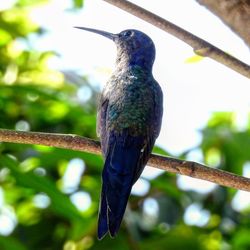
[{"x1": 74, "y1": 27, "x2": 117, "y2": 41}]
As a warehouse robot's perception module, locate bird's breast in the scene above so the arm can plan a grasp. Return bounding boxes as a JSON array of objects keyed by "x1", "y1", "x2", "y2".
[{"x1": 105, "y1": 71, "x2": 155, "y2": 136}]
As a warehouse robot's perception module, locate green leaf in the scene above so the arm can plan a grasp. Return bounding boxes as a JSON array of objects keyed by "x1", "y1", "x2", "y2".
[
  {"x1": 152, "y1": 145, "x2": 169, "y2": 156},
  {"x1": 0, "y1": 155, "x2": 83, "y2": 222},
  {"x1": 73, "y1": 0, "x2": 84, "y2": 8},
  {"x1": 0, "y1": 236, "x2": 28, "y2": 250},
  {"x1": 232, "y1": 228, "x2": 250, "y2": 249},
  {"x1": 139, "y1": 225, "x2": 204, "y2": 250}
]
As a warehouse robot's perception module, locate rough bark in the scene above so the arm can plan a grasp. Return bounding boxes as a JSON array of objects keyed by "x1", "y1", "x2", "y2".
[
  {"x1": 196, "y1": 0, "x2": 250, "y2": 48},
  {"x1": 1, "y1": 129, "x2": 250, "y2": 192}
]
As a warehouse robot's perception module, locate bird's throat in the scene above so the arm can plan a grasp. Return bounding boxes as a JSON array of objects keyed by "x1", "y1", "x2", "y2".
[{"x1": 115, "y1": 51, "x2": 153, "y2": 72}]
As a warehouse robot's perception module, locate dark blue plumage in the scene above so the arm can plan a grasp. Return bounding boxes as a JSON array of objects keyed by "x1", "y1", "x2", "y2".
[{"x1": 75, "y1": 27, "x2": 163, "y2": 239}]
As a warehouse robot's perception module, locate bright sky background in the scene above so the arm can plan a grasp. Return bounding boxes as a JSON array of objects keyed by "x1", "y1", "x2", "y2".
[{"x1": 0, "y1": 0, "x2": 250, "y2": 235}]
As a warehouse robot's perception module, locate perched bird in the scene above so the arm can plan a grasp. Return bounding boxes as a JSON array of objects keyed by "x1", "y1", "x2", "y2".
[{"x1": 75, "y1": 27, "x2": 163, "y2": 239}]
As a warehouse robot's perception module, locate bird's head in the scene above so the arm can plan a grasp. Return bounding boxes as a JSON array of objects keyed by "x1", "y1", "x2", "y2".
[{"x1": 75, "y1": 27, "x2": 156, "y2": 70}]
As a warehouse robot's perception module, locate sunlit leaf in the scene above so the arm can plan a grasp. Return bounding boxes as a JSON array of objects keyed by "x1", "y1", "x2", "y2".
[
  {"x1": 19, "y1": 157, "x2": 40, "y2": 172},
  {"x1": 73, "y1": 0, "x2": 84, "y2": 8},
  {"x1": 1, "y1": 8, "x2": 39, "y2": 37},
  {"x1": 47, "y1": 101, "x2": 69, "y2": 120},
  {"x1": 16, "y1": 0, "x2": 49, "y2": 7},
  {"x1": 0, "y1": 29, "x2": 12, "y2": 46},
  {"x1": 6, "y1": 41, "x2": 23, "y2": 59},
  {"x1": 185, "y1": 54, "x2": 204, "y2": 63},
  {"x1": 18, "y1": 70, "x2": 64, "y2": 87}
]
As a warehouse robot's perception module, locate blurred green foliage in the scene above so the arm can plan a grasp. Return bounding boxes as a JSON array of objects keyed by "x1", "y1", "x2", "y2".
[{"x1": 0, "y1": 1, "x2": 250, "y2": 250}]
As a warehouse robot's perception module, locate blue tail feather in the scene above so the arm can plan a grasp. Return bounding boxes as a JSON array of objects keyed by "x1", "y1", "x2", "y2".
[
  {"x1": 97, "y1": 188, "x2": 108, "y2": 240},
  {"x1": 97, "y1": 133, "x2": 145, "y2": 238}
]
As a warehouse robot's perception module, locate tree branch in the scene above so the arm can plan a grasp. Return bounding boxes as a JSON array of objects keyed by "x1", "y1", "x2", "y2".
[
  {"x1": 0, "y1": 129, "x2": 249, "y2": 192},
  {"x1": 196, "y1": 0, "x2": 250, "y2": 48},
  {"x1": 103, "y1": 0, "x2": 250, "y2": 79}
]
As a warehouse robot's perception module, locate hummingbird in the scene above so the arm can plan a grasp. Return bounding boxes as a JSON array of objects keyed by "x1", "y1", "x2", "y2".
[{"x1": 75, "y1": 27, "x2": 163, "y2": 239}]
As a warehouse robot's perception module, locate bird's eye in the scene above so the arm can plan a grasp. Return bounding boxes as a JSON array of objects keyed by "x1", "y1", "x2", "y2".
[{"x1": 123, "y1": 30, "x2": 132, "y2": 37}]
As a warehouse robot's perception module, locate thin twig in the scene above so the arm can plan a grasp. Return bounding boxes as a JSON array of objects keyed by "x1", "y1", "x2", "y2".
[
  {"x1": 0, "y1": 129, "x2": 249, "y2": 192},
  {"x1": 103, "y1": 0, "x2": 250, "y2": 79}
]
